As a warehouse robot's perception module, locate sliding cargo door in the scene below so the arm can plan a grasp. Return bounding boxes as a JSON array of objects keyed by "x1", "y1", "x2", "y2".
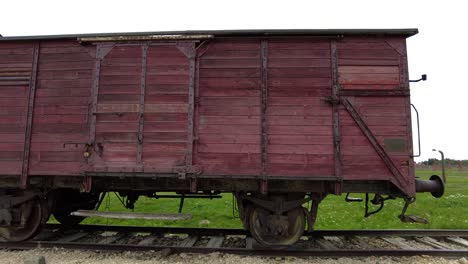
[
  {"x1": 0, "y1": 42, "x2": 35, "y2": 176},
  {"x1": 266, "y1": 39, "x2": 335, "y2": 177},
  {"x1": 89, "y1": 42, "x2": 193, "y2": 173}
]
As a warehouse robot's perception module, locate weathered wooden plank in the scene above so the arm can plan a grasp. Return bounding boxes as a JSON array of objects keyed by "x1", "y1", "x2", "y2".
[
  {"x1": 144, "y1": 122, "x2": 187, "y2": 132},
  {"x1": 268, "y1": 154, "x2": 334, "y2": 165},
  {"x1": 199, "y1": 124, "x2": 260, "y2": 134},
  {"x1": 142, "y1": 142, "x2": 187, "y2": 152},
  {"x1": 38, "y1": 79, "x2": 92, "y2": 88},
  {"x1": 144, "y1": 113, "x2": 187, "y2": 122},
  {"x1": 98, "y1": 94, "x2": 140, "y2": 103},
  {"x1": 40, "y1": 52, "x2": 94, "y2": 62},
  {"x1": 145, "y1": 84, "x2": 188, "y2": 95},
  {"x1": 0, "y1": 161, "x2": 22, "y2": 174},
  {"x1": 202, "y1": 49, "x2": 260, "y2": 59},
  {"x1": 200, "y1": 68, "x2": 260, "y2": 78},
  {"x1": 0, "y1": 151, "x2": 23, "y2": 161},
  {"x1": 143, "y1": 132, "x2": 187, "y2": 142},
  {"x1": 142, "y1": 152, "x2": 185, "y2": 163},
  {"x1": 38, "y1": 105, "x2": 88, "y2": 115},
  {"x1": 33, "y1": 114, "x2": 87, "y2": 124},
  {"x1": 268, "y1": 40, "x2": 330, "y2": 50},
  {"x1": 339, "y1": 66, "x2": 399, "y2": 74},
  {"x1": 28, "y1": 161, "x2": 81, "y2": 175},
  {"x1": 198, "y1": 134, "x2": 260, "y2": 144},
  {"x1": 199, "y1": 59, "x2": 260, "y2": 69},
  {"x1": 338, "y1": 58, "x2": 399, "y2": 66},
  {"x1": 0, "y1": 133, "x2": 25, "y2": 142},
  {"x1": 144, "y1": 94, "x2": 187, "y2": 104},
  {"x1": 146, "y1": 75, "x2": 189, "y2": 85},
  {"x1": 268, "y1": 106, "x2": 331, "y2": 116},
  {"x1": 268, "y1": 67, "x2": 331, "y2": 78},
  {"x1": 31, "y1": 151, "x2": 83, "y2": 162},
  {"x1": 33, "y1": 123, "x2": 87, "y2": 133},
  {"x1": 268, "y1": 144, "x2": 333, "y2": 155},
  {"x1": 267, "y1": 163, "x2": 334, "y2": 176},
  {"x1": 36, "y1": 88, "x2": 90, "y2": 97},
  {"x1": 268, "y1": 135, "x2": 333, "y2": 145},
  {"x1": 269, "y1": 77, "x2": 331, "y2": 88},
  {"x1": 35, "y1": 96, "x2": 90, "y2": 105},
  {"x1": 199, "y1": 88, "x2": 260, "y2": 97},
  {"x1": 31, "y1": 133, "x2": 88, "y2": 143},
  {"x1": 206, "y1": 41, "x2": 260, "y2": 51},
  {"x1": 145, "y1": 104, "x2": 188, "y2": 113},
  {"x1": 95, "y1": 122, "x2": 139, "y2": 133},
  {"x1": 342, "y1": 165, "x2": 392, "y2": 179},
  {"x1": 340, "y1": 74, "x2": 399, "y2": 85},
  {"x1": 146, "y1": 65, "x2": 189, "y2": 75},
  {"x1": 268, "y1": 58, "x2": 330, "y2": 68},
  {"x1": 38, "y1": 61, "x2": 93, "y2": 71},
  {"x1": 0, "y1": 106, "x2": 27, "y2": 116},
  {"x1": 200, "y1": 115, "x2": 260, "y2": 125},
  {"x1": 99, "y1": 75, "x2": 141, "y2": 85},
  {"x1": 0, "y1": 123, "x2": 25, "y2": 133},
  {"x1": 269, "y1": 49, "x2": 330, "y2": 58},
  {"x1": 338, "y1": 49, "x2": 399, "y2": 59},
  {"x1": 200, "y1": 97, "x2": 260, "y2": 106},
  {"x1": 199, "y1": 106, "x2": 260, "y2": 116},
  {"x1": 198, "y1": 143, "x2": 260, "y2": 154},
  {"x1": 199, "y1": 78, "x2": 260, "y2": 89}
]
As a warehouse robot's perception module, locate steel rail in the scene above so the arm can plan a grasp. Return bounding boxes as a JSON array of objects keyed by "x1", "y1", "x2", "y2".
[
  {"x1": 1, "y1": 241, "x2": 467, "y2": 258},
  {"x1": 43, "y1": 224, "x2": 468, "y2": 237},
  {"x1": 1, "y1": 225, "x2": 467, "y2": 258}
]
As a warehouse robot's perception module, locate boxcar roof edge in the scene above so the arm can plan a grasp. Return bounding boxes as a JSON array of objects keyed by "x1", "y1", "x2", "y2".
[{"x1": 0, "y1": 28, "x2": 418, "y2": 41}]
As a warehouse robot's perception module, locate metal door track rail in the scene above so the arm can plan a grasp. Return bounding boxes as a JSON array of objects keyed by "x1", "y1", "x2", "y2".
[{"x1": 70, "y1": 210, "x2": 192, "y2": 221}]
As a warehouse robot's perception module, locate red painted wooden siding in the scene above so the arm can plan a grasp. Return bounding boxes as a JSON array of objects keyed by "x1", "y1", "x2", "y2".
[
  {"x1": 0, "y1": 35, "x2": 414, "y2": 195},
  {"x1": 0, "y1": 42, "x2": 33, "y2": 174},
  {"x1": 28, "y1": 40, "x2": 94, "y2": 175}
]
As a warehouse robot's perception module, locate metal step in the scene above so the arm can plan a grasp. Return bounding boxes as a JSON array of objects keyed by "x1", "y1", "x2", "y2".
[{"x1": 71, "y1": 210, "x2": 192, "y2": 221}]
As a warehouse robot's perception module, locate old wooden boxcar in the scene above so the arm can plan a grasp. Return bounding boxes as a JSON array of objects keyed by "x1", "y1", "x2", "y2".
[{"x1": 0, "y1": 29, "x2": 444, "y2": 245}]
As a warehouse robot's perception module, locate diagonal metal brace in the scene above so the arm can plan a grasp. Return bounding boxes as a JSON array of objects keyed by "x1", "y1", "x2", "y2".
[{"x1": 341, "y1": 98, "x2": 408, "y2": 188}]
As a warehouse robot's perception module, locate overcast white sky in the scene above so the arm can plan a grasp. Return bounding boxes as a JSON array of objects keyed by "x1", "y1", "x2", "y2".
[{"x1": 1, "y1": 0, "x2": 467, "y2": 161}]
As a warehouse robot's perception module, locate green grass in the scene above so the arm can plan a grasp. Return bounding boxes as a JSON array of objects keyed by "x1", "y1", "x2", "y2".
[{"x1": 51, "y1": 169, "x2": 468, "y2": 230}]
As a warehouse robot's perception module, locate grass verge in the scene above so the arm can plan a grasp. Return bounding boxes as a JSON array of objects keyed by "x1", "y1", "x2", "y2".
[{"x1": 49, "y1": 170, "x2": 468, "y2": 229}]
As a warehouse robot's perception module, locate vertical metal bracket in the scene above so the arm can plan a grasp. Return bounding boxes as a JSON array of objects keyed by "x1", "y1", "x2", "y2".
[
  {"x1": 330, "y1": 40, "x2": 343, "y2": 190},
  {"x1": 137, "y1": 44, "x2": 149, "y2": 170},
  {"x1": 260, "y1": 40, "x2": 269, "y2": 194},
  {"x1": 176, "y1": 42, "x2": 197, "y2": 172},
  {"x1": 20, "y1": 42, "x2": 40, "y2": 189},
  {"x1": 87, "y1": 44, "x2": 114, "y2": 167}
]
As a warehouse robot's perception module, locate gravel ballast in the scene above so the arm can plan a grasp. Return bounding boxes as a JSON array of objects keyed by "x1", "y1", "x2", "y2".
[{"x1": 0, "y1": 249, "x2": 466, "y2": 264}]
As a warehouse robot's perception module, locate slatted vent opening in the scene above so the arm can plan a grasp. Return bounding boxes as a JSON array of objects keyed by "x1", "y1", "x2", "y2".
[{"x1": 0, "y1": 68, "x2": 31, "y2": 86}]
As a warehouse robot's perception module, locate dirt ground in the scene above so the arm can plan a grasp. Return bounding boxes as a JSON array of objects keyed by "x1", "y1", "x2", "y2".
[{"x1": 0, "y1": 249, "x2": 466, "y2": 264}]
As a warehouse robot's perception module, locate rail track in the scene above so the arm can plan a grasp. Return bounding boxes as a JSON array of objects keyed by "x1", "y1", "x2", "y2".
[{"x1": 1, "y1": 224, "x2": 467, "y2": 258}]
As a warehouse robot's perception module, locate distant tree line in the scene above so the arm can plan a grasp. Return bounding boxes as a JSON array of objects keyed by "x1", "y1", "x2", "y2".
[{"x1": 419, "y1": 159, "x2": 468, "y2": 166}]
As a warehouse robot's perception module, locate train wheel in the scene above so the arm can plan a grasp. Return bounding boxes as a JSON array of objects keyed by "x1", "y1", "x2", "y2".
[
  {"x1": 0, "y1": 199, "x2": 43, "y2": 242},
  {"x1": 249, "y1": 206, "x2": 305, "y2": 246},
  {"x1": 52, "y1": 189, "x2": 99, "y2": 226}
]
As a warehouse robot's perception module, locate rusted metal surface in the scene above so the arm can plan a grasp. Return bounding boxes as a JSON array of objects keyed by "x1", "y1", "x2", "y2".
[
  {"x1": 79, "y1": 34, "x2": 213, "y2": 42},
  {"x1": 70, "y1": 210, "x2": 192, "y2": 220},
  {"x1": 20, "y1": 42, "x2": 39, "y2": 188},
  {"x1": 87, "y1": 44, "x2": 113, "y2": 166},
  {"x1": 330, "y1": 40, "x2": 342, "y2": 186},
  {"x1": 137, "y1": 44, "x2": 148, "y2": 169}
]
